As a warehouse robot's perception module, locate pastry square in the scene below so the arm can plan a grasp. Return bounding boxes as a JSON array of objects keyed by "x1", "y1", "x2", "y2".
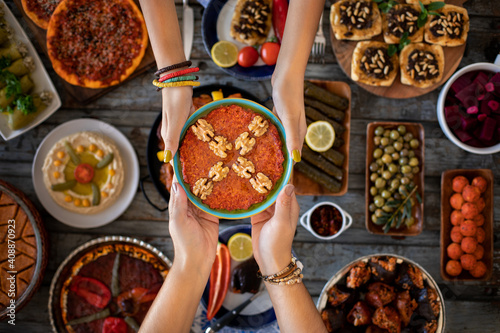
[
  {"x1": 351, "y1": 41, "x2": 399, "y2": 86},
  {"x1": 382, "y1": 4, "x2": 423, "y2": 44},
  {"x1": 424, "y1": 4, "x2": 469, "y2": 47},
  {"x1": 330, "y1": 0, "x2": 382, "y2": 41},
  {"x1": 400, "y1": 43, "x2": 444, "y2": 88},
  {"x1": 230, "y1": 0, "x2": 272, "y2": 46}
]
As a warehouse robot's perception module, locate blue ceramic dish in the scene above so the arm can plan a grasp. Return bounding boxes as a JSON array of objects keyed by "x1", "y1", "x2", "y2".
[
  {"x1": 200, "y1": 224, "x2": 277, "y2": 330},
  {"x1": 172, "y1": 98, "x2": 292, "y2": 219},
  {"x1": 201, "y1": 0, "x2": 275, "y2": 81}
]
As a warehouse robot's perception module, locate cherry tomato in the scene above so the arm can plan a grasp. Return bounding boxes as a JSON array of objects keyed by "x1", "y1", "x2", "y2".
[
  {"x1": 102, "y1": 317, "x2": 127, "y2": 333},
  {"x1": 74, "y1": 163, "x2": 95, "y2": 184},
  {"x1": 237, "y1": 46, "x2": 259, "y2": 68},
  {"x1": 260, "y1": 42, "x2": 280, "y2": 66}
]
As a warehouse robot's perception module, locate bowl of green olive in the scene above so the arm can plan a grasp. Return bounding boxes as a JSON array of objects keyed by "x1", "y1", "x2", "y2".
[{"x1": 365, "y1": 122, "x2": 425, "y2": 236}]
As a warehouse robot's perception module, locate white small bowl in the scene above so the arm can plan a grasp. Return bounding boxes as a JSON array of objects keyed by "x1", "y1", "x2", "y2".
[
  {"x1": 437, "y1": 55, "x2": 500, "y2": 154},
  {"x1": 299, "y1": 201, "x2": 352, "y2": 240}
]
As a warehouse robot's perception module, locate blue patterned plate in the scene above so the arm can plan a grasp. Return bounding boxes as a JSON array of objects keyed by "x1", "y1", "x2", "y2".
[{"x1": 201, "y1": 0, "x2": 276, "y2": 81}]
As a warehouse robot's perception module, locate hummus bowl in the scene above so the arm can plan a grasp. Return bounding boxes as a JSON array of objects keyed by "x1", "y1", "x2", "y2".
[{"x1": 173, "y1": 98, "x2": 292, "y2": 219}]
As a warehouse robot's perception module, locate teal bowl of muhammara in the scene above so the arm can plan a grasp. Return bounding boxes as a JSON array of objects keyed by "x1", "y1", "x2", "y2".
[{"x1": 173, "y1": 98, "x2": 292, "y2": 219}]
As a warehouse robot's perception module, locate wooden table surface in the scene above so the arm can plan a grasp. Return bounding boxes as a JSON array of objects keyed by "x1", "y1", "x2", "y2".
[{"x1": 1, "y1": 0, "x2": 499, "y2": 332}]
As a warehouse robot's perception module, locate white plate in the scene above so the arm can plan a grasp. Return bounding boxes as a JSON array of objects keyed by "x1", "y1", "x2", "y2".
[
  {"x1": 0, "y1": 1, "x2": 61, "y2": 141},
  {"x1": 216, "y1": 0, "x2": 275, "y2": 67},
  {"x1": 32, "y1": 118, "x2": 139, "y2": 228}
]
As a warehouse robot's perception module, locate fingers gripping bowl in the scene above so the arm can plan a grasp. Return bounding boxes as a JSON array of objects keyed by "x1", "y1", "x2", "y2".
[{"x1": 173, "y1": 98, "x2": 293, "y2": 219}]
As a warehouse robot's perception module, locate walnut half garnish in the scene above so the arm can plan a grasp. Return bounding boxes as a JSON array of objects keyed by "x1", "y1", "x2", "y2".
[
  {"x1": 208, "y1": 162, "x2": 229, "y2": 182},
  {"x1": 209, "y1": 136, "x2": 232, "y2": 158},
  {"x1": 192, "y1": 178, "x2": 213, "y2": 200},
  {"x1": 191, "y1": 119, "x2": 214, "y2": 142},
  {"x1": 248, "y1": 116, "x2": 268, "y2": 137},
  {"x1": 232, "y1": 157, "x2": 255, "y2": 179},
  {"x1": 235, "y1": 132, "x2": 256, "y2": 155},
  {"x1": 250, "y1": 173, "x2": 272, "y2": 193}
]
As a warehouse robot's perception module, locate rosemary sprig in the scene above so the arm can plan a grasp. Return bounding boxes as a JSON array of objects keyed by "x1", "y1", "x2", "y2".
[{"x1": 375, "y1": 185, "x2": 421, "y2": 233}]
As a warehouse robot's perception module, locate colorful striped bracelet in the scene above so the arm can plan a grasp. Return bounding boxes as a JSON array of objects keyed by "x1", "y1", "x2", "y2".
[
  {"x1": 158, "y1": 67, "x2": 200, "y2": 82},
  {"x1": 152, "y1": 79, "x2": 201, "y2": 88}
]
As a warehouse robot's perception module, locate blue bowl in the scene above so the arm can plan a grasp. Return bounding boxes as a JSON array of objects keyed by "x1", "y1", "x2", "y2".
[{"x1": 173, "y1": 98, "x2": 292, "y2": 219}]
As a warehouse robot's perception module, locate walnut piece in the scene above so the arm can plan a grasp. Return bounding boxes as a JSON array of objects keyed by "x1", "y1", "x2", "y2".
[
  {"x1": 248, "y1": 115, "x2": 269, "y2": 137},
  {"x1": 250, "y1": 173, "x2": 273, "y2": 193},
  {"x1": 191, "y1": 119, "x2": 214, "y2": 142},
  {"x1": 235, "y1": 132, "x2": 256, "y2": 155},
  {"x1": 209, "y1": 136, "x2": 232, "y2": 158},
  {"x1": 232, "y1": 157, "x2": 255, "y2": 179},
  {"x1": 208, "y1": 162, "x2": 229, "y2": 182},
  {"x1": 192, "y1": 178, "x2": 213, "y2": 200}
]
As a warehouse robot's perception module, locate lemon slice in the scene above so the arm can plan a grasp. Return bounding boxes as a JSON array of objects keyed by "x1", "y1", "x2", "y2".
[
  {"x1": 227, "y1": 233, "x2": 253, "y2": 262},
  {"x1": 305, "y1": 121, "x2": 335, "y2": 152},
  {"x1": 211, "y1": 41, "x2": 238, "y2": 68}
]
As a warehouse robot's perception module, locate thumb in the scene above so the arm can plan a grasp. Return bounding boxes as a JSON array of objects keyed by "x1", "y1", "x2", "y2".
[
  {"x1": 169, "y1": 182, "x2": 187, "y2": 224},
  {"x1": 161, "y1": 116, "x2": 181, "y2": 163},
  {"x1": 278, "y1": 110, "x2": 306, "y2": 163},
  {"x1": 273, "y1": 184, "x2": 297, "y2": 226}
]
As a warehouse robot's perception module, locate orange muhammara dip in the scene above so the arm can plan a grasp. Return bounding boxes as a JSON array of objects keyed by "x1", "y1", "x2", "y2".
[{"x1": 179, "y1": 105, "x2": 284, "y2": 211}]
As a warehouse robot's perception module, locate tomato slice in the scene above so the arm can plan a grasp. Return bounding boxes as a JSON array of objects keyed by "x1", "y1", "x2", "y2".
[
  {"x1": 70, "y1": 276, "x2": 111, "y2": 309},
  {"x1": 74, "y1": 163, "x2": 95, "y2": 184},
  {"x1": 206, "y1": 243, "x2": 231, "y2": 320},
  {"x1": 102, "y1": 317, "x2": 128, "y2": 333}
]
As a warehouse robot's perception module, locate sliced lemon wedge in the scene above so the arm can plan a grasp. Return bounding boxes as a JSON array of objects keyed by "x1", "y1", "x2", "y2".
[
  {"x1": 211, "y1": 41, "x2": 238, "y2": 68},
  {"x1": 227, "y1": 233, "x2": 253, "y2": 262},
  {"x1": 305, "y1": 121, "x2": 335, "y2": 152}
]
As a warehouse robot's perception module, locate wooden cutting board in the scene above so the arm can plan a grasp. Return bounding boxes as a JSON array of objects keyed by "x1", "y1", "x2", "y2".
[
  {"x1": 330, "y1": 0, "x2": 468, "y2": 99},
  {"x1": 12, "y1": 0, "x2": 156, "y2": 104}
]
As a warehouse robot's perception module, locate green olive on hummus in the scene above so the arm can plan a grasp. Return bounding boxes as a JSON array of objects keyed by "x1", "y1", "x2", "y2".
[{"x1": 42, "y1": 131, "x2": 124, "y2": 214}]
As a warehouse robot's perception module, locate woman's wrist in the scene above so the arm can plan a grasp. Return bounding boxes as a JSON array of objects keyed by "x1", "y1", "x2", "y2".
[{"x1": 258, "y1": 252, "x2": 293, "y2": 276}]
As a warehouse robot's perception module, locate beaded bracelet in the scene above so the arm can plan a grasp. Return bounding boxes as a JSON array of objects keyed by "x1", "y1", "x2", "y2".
[
  {"x1": 152, "y1": 79, "x2": 201, "y2": 88},
  {"x1": 257, "y1": 256, "x2": 297, "y2": 281},
  {"x1": 158, "y1": 67, "x2": 200, "y2": 82},
  {"x1": 154, "y1": 60, "x2": 192, "y2": 77}
]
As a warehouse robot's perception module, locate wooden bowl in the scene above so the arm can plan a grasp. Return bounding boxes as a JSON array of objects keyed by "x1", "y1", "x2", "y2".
[
  {"x1": 440, "y1": 169, "x2": 494, "y2": 281},
  {"x1": 293, "y1": 80, "x2": 351, "y2": 196},
  {"x1": 365, "y1": 122, "x2": 425, "y2": 236}
]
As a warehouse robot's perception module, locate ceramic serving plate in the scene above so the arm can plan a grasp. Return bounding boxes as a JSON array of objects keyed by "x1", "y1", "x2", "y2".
[
  {"x1": 201, "y1": 0, "x2": 276, "y2": 81},
  {"x1": 32, "y1": 118, "x2": 139, "y2": 228},
  {"x1": 317, "y1": 253, "x2": 445, "y2": 333},
  {"x1": 0, "y1": 1, "x2": 61, "y2": 141},
  {"x1": 173, "y1": 98, "x2": 293, "y2": 219}
]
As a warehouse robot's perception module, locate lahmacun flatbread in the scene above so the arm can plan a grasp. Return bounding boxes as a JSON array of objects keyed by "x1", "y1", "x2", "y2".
[
  {"x1": 351, "y1": 41, "x2": 398, "y2": 87},
  {"x1": 21, "y1": 0, "x2": 62, "y2": 29},
  {"x1": 330, "y1": 0, "x2": 382, "y2": 41},
  {"x1": 382, "y1": 3, "x2": 424, "y2": 44},
  {"x1": 424, "y1": 4, "x2": 469, "y2": 47},
  {"x1": 46, "y1": 0, "x2": 148, "y2": 88},
  {"x1": 400, "y1": 43, "x2": 444, "y2": 88},
  {"x1": 230, "y1": 0, "x2": 272, "y2": 46}
]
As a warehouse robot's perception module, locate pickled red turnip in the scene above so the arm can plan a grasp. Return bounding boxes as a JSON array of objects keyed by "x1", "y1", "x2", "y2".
[{"x1": 444, "y1": 70, "x2": 500, "y2": 147}]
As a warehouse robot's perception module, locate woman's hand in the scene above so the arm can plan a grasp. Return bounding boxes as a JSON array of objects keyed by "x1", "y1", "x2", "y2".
[
  {"x1": 169, "y1": 182, "x2": 219, "y2": 276},
  {"x1": 271, "y1": 72, "x2": 307, "y2": 163},
  {"x1": 161, "y1": 86, "x2": 195, "y2": 163},
  {"x1": 250, "y1": 184, "x2": 299, "y2": 275}
]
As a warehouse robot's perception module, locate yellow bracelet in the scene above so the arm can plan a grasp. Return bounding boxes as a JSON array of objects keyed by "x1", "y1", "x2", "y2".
[{"x1": 152, "y1": 79, "x2": 201, "y2": 88}]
